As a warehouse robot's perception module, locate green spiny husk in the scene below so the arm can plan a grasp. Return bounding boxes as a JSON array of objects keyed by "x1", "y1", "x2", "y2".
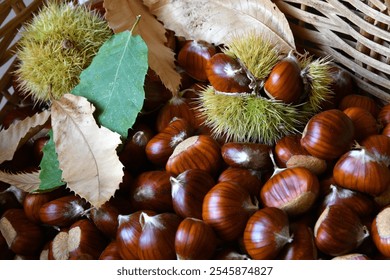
[
  {"x1": 223, "y1": 33, "x2": 280, "y2": 80},
  {"x1": 15, "y1": 1, "x2": 112, "y2": 102},
  {"x1": 198, "y1": 87, "x2": 310, "y2": 144}
]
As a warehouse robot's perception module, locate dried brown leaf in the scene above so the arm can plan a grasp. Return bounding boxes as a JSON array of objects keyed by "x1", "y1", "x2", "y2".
[
  {"x1": 143, "y1": 0, "x2": 295, "y2": 52},
  {"x1": 104, "y1": 0, "x2": 181, "y2": 93},
  {"x1": 51, "y1": 93, "x2": 124, "y2": 208},
  {"x1": 0, "y1": 170, "x2": 41, "y2": 193},
  {"x1": 0, "y1": 110, "x2": 51, "y2": 164}
]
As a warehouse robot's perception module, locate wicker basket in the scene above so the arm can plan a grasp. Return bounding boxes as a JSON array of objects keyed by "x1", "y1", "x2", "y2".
[{"x1": 1, "y1": 0, "x2": 390, "y2": 124}]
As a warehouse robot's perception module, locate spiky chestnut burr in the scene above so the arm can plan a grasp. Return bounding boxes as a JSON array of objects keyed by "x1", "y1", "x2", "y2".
[
  {"x1": 14, "y1": 2, "x2": 112, "y2": 102},
  {"x1": 198, "y1": 33, "x2": 333, "y2": 144}
]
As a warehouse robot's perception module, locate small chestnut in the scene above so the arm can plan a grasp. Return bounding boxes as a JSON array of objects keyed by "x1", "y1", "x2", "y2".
[
  {"x1": 371, "y1": 206, "x2": 390, "y2": 257},
  {"x1": 301, "y1": 109, "x2": 354, "y2": 160},
  {"x1": 175, "y1": 218, "x2": 217, "y2": 260},
  {"x1": 243, "y1": 207, "x2": 292, "y2": 260}
]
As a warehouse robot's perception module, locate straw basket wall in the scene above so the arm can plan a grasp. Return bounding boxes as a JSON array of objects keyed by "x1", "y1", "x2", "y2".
[{"x1": 1, "y1": 0, "x2": 390, "y2": 124}]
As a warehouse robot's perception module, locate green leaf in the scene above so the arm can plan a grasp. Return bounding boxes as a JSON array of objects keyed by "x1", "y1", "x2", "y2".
[
  {"x1": 39, "y1": 130, "x2": 65, "y2": 191},
  {"x1": 71, "y1": 30, "x2": 148, "y2": 138}
]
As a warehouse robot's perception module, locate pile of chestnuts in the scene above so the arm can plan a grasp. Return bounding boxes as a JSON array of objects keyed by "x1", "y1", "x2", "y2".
[{"x1": 1, "y1": 35, "x2": 390, "y2": 261}]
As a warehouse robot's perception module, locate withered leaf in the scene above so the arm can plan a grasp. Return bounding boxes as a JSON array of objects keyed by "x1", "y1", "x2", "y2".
[
  {"x1": 104, "y1": 0, "x2": 181, "y2": 93},
  {"x1": 51, "y1": 93, "x2": 124, "y2": 208},
  {"x1": 143, "y1": 0, "x2": 295, "y2": 53},
  {"x1": 0, "y1": 110, "x2": 50, "y2": 164},
  {"x1": 0, "y1": 170, "x2": 41, "y2": 193}
]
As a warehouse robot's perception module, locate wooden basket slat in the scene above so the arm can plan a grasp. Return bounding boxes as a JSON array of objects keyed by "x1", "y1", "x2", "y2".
[
  {"x1": 345, "y1": 0, "x2": 389, "y2": 22},
  {"x1": 329, "y1": 0, "x2": 390, "y2": 41}
]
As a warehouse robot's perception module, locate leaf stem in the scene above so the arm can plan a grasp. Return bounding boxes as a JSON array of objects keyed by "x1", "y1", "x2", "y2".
[{"x1": 130, "y1": 15, "x2": 142, "y2": 34}]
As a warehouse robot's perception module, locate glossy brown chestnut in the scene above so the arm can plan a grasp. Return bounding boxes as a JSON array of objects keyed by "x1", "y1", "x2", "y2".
[
  {"x1": 175, "y1": 218, "x2": 217, "y2": 260},
  {"x1": 138, "y1": 212, "x2": 182, "y2": 260},
  {"x1": 156, "y1": 95, "x2": 196, "y2": 132},
  {"x1": 243, "y1": 207, "x2": 292, "y2": 260},
  {"x1": 221, "y1": 142, "x2": 272, "y2": 170},
  {"x1": 177, "y1": 40, "x2": 217, "y2": 82},
  {"x1": 320, "y1": 184, "x2": 375, "y2": 218},
  {"x1": 333, "y1": 148, "x2": 390, "y2": 196},
  {"x1": 99, "y1": 240, "x2": 122, "y2": 260},
  {"x1": 90, "y1": 201, "x2": 120, "y2": 239},
  {"x1": 360, "y1": 134, "x2": 390, "y2": 167},
  {"x1": 48, "y1": 229, "x2": 69, "y2": 260},
  {"x1": 371, "y1": 206, "x2": 390, "y2": 257},
  {"x1": 338, "y1": 94, "x2": 380, "y2": 118},
  {"x1": 343, "y1": 107, "x2": 378, "y2": 141},
  {"x1": 314, "y1": 205, "x2": 369, "y2": 256},
  {"x1": 23, "y1": 187, "x2": 66, "y2": 224},
  {"x1": 39, "y1": 194, "x2": 88, "y2": 227},
  {"x1": 68, "y1": 219, "x2": 108, "y2": 259},
  {"x1": 171, "y1": 169, "x2": 215, "y2": 219},
  {"x1": 274, "y1": 134, "x2": 308, "y2": 167},
  {"x1": 206, "y1": 53, "x2": 251, "y2": 93},
  {"x1": 0, "y1": 208, "x2": 44, "y2": 256},
  {"x1": 260, "y1": 167, "x2": 320, "y2": 216},
  {"x1": 301, "y1": 109, "x2": 354, "y2": 160},
  {"x1": 166, "y1": 135, "x2": 222, "y2": 177},
  {"x1": 202, "y1": 181, "x2": 258, "y2": 241},
  {"x1": 278, "y1": 222, "x2": 317, "y2": 260},
  {"x1": 116, "y1": 210, "x2": 156, "y2": 260},
  {"x1": 264, "y1": 54, "x2": 303, "y2": 104},
  {"x1": 145, "y1": 118, "x2": 194, "y2": 166},
  {"x1": 218, "y1": 167, "x2": 262, "y2": 198},
  {"x1": 119, "y1": 123, "x2": 154, "y2": 174},
  {"x1": 129, "y1": 170, "x2": 173, "y2": 213},
  {"x1": 378, "y1": 103, "x2": 390, "y2": 127}
]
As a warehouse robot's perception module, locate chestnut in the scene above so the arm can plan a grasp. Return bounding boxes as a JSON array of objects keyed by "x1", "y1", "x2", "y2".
[
  {"x1": 243, "y1": 207, "x2": 292, "y2": 260},
  {"x1": 278, "y1": 222, "x2": 317, "y2": 260},
  {"x1": 338, "y1": 94, "x2": 380, "y2": 118},
  {"x1": 264, "y1": 53, "x2": 303, "y2": 104},
  {"x1": 301, "y1": 109, "x2": 354, "y2": 160},
  {"x1": 48, "y1": 229, "x2": 69, "y2": 260},
  {"x1": 221, "y1": 142, "x2": 272, "y2": 170},
  {"x1": 156, "y1": 95, "x2": 196, "y2": 132},
  {"x1": 177, "y1": 40, "x2": 217, "y2": 82},
  {"x1": 129, "y1": 170, "x2": 173, "y2": 213},
  {"x1": 166, "y1": 135, "x2": 222, "y2": 177},
  {"x1": 39, "y1": 194, "x2": 88, "y2": 227},
  {"x1": 202, "y1": 181, "x2": 258, "y2": 241},
  {"x1": 68, "y1": 219, "x2": 108, "y2": 259},
  {"x1": 320, "y1": 184, "x2": 375, "y2": 218},
  {"x1": 260, "y1": 167, "x2": 320, "y2": 216},
  {"x1": 116, "y1": 210, "x2": 156, "y2": 260},
  {"x1": 99, "y1": 240, "x2": 122, "y2": 260},
  {"x1": 360, "y1": 134, "x2": 390, "y2": 167},
  {"x1": 371, "y1": 206, "x2": 390, "y2": 257},
  {"x1": 175, "y1": 218, "x2": 217, "y2": 260},
  {"x1": 145, "y1": 118, "x2": 194, "y2": 166},
  {"x1": 333, "y1": 148, "x2": 390, "y2": 196},
  {"x1": 218, "y1": 167, "x2": 262, "y2": 197},
  {"x1": 138, "y1": 212, "x2": 182, "y2": 260},
  {"x1": 0, "y1": 208, "x2": 44, "y2": 256},
  {"x1": 343, "y1": 107, "x2": 378, "y2": 141},
  {"x1": 89, "y1": 201, "x2": 120, "y2": 239},
  {"x1": 378, "y1": 103, "x2": 390, "y2": 127},
  {"x1": 171, "y1": 169, "x2": 215, "y2": 219},
  {"x1": 314, "y1": 205, "x2": 369, "y2": 257},
  {"x1": 205, "y1": 53, "x2": 251, "y2": 93}
]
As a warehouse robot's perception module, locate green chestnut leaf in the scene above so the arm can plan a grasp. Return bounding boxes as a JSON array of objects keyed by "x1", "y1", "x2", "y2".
[
  {"x1": 39, "y1": 130, "x2": 64, "y2": 190},
  {"x1": 72, "y1": 30, "x2": 148, "y2": 138}
]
